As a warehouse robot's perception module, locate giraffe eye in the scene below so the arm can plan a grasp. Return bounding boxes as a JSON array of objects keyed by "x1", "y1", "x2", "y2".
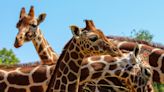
[
  {"x1": 89, "y1": 35, "x2": 98, "y2": 42},
  {"x1": 30, "y1": 24, "x2": 37, "y2": 28}
]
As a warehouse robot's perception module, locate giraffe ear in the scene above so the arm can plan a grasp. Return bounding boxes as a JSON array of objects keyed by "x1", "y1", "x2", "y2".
[
  {"x1": 37, "y1": 13, "x2": 46, "y2": 25},
  {"x1": 70, "y1": 25, "x2": 81, "y2": 37},
  {"x1": 133, "y1": 44, "x2": 140, "y2": 57},
  {"x1": 20, "y1": 7, "x2": 26, "y2": 18}
]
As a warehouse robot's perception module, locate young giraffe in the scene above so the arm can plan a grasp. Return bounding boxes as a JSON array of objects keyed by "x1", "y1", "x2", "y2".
[
  {"x1": 0, "y1": 6, "x2": 57, "y2": 92},
  {"x1": 46, "y1": 20, "x2": 152, "y2": 92},
  {"x1": 107, "y1": 36, "x2": 164, "y2": 84},
  {"x1": 14, "y1": 6, "x2": 58, "y2": 65}
]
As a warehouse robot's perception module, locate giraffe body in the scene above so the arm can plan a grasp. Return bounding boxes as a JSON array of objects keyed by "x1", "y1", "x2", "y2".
[
  {"x1": 46, "y1": 20, "x2": 152, "y2": 92},
  {"x1": 108, "y1": 36, "x2": 164, "y2": 84},
  {"x1": 0, "y1": 63, "x2": 54, "y2": 92}
]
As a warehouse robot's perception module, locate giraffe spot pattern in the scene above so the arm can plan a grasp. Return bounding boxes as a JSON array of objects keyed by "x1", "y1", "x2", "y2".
[
  {"x1": 68, "y1": 72, "x2": 77, "y2": 81},
  {"x1": 70, "y1": 52, "x2": 78, "y2": 59},
  {"x1": 68, "y1": 60, "x2": 79, "y2": 73},
  {"x1": 80, "y1": 67, "x2": 89, "y2": 81},
  {"x1": 91, "y1": 72, "x2": 103, "y2": 79},
  {"x1": 30, "y1": 86, "x2": 44, "y2": 92},
  {"x1": 91, "y1": 62, "x2": 106, "y2": 71},
  {"x1": 0, "y1": 72, "x2": 4, "y2": 81},
  {"x1": 68, "y1": 82, "x2": 77, "y2": 92},
  {"x1": 153, "y1": 70, "x2": 160, "y2": 83},
  {"x1": 8, "y1": 87, "x2": 26, "y2": 92},
  {"x1": 7, "y1": 72, "x2": 29, "y2": 85},
  {"x1": 0, "y1": 82, "x2": 7, "y2": 92},
  {"x1": 32, "y1": 66, "x2": 47, "y2": 83}
]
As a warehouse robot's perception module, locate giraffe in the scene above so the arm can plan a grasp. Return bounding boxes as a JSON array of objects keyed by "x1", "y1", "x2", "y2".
[
  {"x1": 84, "y1": 20, "x2": 164, "y2": 84},
  {"x1": 79, "y1": 51, "x2": 153, "y2": 92},
  {"x1": 46, "y1": 20, "x2": 152, "y2": 92},
  {"x1": 107, "y1": 36, "x2": 164, "y2": 84},
  {"x1": 0, "y1": 63, "x2": 54, "y2": 92},
  {"x1": 0, "y1": 6, "x2": 57, "y2": 92},
  {"x1": 14, "y1": 6, "x2": 58, "y2": 65}
]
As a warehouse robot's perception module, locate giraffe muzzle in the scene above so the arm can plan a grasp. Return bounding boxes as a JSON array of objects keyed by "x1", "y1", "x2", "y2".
[{"x1": 14, "y1": 38, "x2": 22, "y2": 48}]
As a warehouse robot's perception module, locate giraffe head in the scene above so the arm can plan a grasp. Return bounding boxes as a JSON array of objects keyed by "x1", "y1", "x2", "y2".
[
  {"x1": 70, "y1": 20, "x2": 123, "y2": 57},
  {"x1": 14, "y1": 6, "x2": 46, "y2": 48}
]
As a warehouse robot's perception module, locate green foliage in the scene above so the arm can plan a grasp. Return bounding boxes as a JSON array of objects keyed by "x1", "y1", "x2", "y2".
[
  {"x1": 0, "y1": 48, "x2": 19, "y2": 64},
  {"x1": 130, "y1": 29, "x2": 153, "y2": 42},
  {"x1": 154, "y1": 82, "x2": 164, "y2": 92}
]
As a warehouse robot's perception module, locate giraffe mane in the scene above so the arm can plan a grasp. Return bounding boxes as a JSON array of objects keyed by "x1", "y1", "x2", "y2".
[{"x1": 107, "y1": 35, "x2": 164, "y2": 50}]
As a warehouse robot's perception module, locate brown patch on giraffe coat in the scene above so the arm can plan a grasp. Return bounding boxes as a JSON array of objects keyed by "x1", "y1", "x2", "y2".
[
  {"x1": 70, "y1": 52, "x2": 78, "y2": 59},
  {"x1": 54, "y1": 80, "x2": 60, "y2": 89},
  {"x1": 152, "y1": 70, "x2": 160, "y2": 83},
  {"x1": 60, "y1": 84, "x2": 66, "y2": 90},
  {"x1": 91, "y1": 62, "x2": 106, "y2": 71},
  {"x1": 8, "y1": 87, "x2": 26, "y2": 92},
  {"x1": 0, "y1": 72, "x2": 4, "y2": 81},
  {"x1": 119, "y1": 42, "x2": 136, "y2": 51},
  {"x1": 59, "y1": 61, "x2": 66, "y2": 71},
  {"x1": 161, "y1": 57, "x2": 164, "y2": 73},
  {"x1": 109, "y1": 64, "x2": 117, "y2": 70},
  {"x1": 90, "y1": 56, "x2": 101, "y2": 61},
  {"x1": 115, "y1": 70, "x2": 121, "y2": 76},
  {"x1": 32, "y1": 66, "x2": 47, "y2": 83},
  {"x1": 64, "y1": 52, "x2": 70, "y2": 62},
  {"x1": 91, "y1": 72, "x2": 103, "y2": 79},
  {"x1": 68, "y1": 60, "x2": 79, "y2": 73},
  {"x1": 7, "y1": 72, "x2": 29, "y2": 85},
  {"x1": 0, "y1": 82, "x2": 7, "y2": 92},
  {"x1": 62, "y1": 76, "x2": 67, "y2": 84},
  {"x1": 106, "y1": 77, "x2": 125, "y2": 86},
  {"x1": 30, "y1": 86, "x2": 44, "y2": 92},
  {"x1": 80, "y1": 67, "x2": 89, "y2": 81},
  {"x1": 68, "y1": 72, "x2": 77, "y2": 81},
  {"x1": 149, "y1": 50, "x2": 164, "y2": 67},
  {"x1": 104, "y1": 55, "x2": 117, "y2": 63},
  {"x1": 121, "y1": 72, "x2": 129, "y2": 78},
  {"x1": 38, "y1": 45, "x2": 44, "y2": 53},
  {"x1": 68, "y1": 82, "x2": 77, "y2": 92},
  {"x1": 63, "y1": 67, "x2": 69, "y2": 74}
]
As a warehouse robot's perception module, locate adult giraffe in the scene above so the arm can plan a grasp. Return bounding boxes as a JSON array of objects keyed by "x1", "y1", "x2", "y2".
[
  {"x1": 14, "y1": 6, "x2": 58, "y2": 65},
  {"x1": 0, "y1": 6, "x2": 57, "y2": 92},
  {"x1": 46, "y1": 20, "x2": 152, "y2": 92}
]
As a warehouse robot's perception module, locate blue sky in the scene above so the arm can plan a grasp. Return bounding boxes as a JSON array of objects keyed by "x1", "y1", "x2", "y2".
[{"x1": 0, "y1": 0, "x2": 164, "y2": 63}]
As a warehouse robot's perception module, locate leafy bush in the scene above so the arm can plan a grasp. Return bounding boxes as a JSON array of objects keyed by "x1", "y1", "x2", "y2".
[{"x1": 0, "y1": 48, "x2": 19, "y2": 64}]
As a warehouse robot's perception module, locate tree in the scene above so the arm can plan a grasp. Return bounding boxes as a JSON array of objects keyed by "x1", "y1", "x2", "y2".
[
  {"x1": 130, "y1": 29, "x2": 153, "y2": 42},
  {"x1": 0, "y1": 48, "x2": 19, "y2": 64}
]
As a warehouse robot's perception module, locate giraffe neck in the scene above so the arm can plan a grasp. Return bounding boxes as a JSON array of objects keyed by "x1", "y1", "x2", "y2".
[
  {"x1": 47, "y1": 38, "x2": 85, "y2": 92},
  {"x1": 32, "y1": 28, "x2": 58, "y2": 65},
  {"x1": 0, "y1": 64, "x2": 55, "y2": 92},
  {"x1": 112, "y1": 39, "x2": 164, "y2": 84}
]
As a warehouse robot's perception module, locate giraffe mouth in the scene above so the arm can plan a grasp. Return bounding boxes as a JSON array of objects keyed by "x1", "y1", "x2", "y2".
[
  {"x1": 14, "y1": 42, "x2": 22, "y2": 48},
  {"x1": 14, "y1": 39, "x2": 23, "y2": 48}
]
